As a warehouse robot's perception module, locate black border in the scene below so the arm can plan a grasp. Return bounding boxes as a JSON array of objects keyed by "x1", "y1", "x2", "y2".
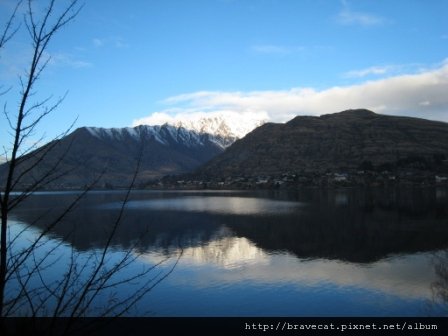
[{"x1": 2, "y1": 317, "x2": 448, "y2": 336}]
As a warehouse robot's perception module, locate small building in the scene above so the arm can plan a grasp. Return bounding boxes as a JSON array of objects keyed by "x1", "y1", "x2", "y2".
[
  {"x1": 333, "y1": 173, "x2": 348, "y2": 182},
  {"x1": 435, "y1": 175, "x2": 448, "y2": 183}
]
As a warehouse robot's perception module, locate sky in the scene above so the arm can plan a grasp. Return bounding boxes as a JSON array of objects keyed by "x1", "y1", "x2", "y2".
[{"x1": 0, "y1": 0, "x2": 448, "y2": 156}]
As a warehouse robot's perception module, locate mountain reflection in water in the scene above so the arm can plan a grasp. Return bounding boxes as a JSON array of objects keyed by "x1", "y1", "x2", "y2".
[{"x1": 9, "y1": 187, "x2": 448, "y2": 316}]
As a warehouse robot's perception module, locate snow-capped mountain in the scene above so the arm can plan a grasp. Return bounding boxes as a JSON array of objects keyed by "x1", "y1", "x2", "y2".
[
  {"x1": 85, "y1": 125, "x2": 203, "y2": 147},
  {"x1": 85, "y1": 123, "x2": 235, "y2": 150},
  {"x1": 169, "y1": 113, "x2": 266, "y2": 141},
  {"x1": 133, "y1": 112, "x2": 267, "y2": 147},
  {"x1": 1, "y1": 113, "x2": 266, "y2": 189},
  {"x1": 2, "y1": 122, "x2": 239, "y2": 189}
]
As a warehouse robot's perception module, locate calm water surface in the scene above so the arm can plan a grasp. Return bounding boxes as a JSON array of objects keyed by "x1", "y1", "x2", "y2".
[{"x1": 9, "y1": 187, "x2": 448, "y2": 316}]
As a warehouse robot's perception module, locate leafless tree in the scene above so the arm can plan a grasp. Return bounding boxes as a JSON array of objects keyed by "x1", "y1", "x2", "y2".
[{"x1": 0, "y1": 1, "x2": 181, "y2": 334}]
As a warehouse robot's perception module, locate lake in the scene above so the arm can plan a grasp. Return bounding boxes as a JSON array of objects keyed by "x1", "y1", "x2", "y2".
[{"x1": 7, "y1": 187, "x2": 448, "y2": 316}]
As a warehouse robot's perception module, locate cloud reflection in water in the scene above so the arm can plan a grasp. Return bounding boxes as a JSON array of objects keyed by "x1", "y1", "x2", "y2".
[{"x1": 103, "y1": 196, "x2": 303, "y2": 215}]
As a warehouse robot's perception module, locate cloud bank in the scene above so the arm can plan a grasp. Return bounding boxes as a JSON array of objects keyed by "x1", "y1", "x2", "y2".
[{"x1": 133, "y1": 60, "x2": 448, "y2": 128}]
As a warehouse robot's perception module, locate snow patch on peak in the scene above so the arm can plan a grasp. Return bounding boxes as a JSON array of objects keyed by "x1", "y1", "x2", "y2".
[
  {"x1": 133, "y1": 111, "x2": 267, "y2": 140},
  {"x1": 85, "y1": 124, "x2": 208, "y2": 148},
  {"x1": 85, "y1": 126, "x2": 141, "y2": 141},
  {"x1": 84, "y1": 113, "x2": 260, "y2": 150}
]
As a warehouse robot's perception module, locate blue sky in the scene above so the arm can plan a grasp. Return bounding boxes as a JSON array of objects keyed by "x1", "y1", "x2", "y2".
[{"x1": 1, "y1": 0, "x2": 448, "y2": 154}]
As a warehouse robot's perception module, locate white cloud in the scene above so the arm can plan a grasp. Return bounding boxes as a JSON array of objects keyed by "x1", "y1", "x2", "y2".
[
  {"x1": 0, "y1": 47, "x2": 91, "y2": 80},
  {"x1": 133, "y1": 60, "x2": 448, "y2": 128},
  {"x1": 50, "y1": 53, "x2": 92, "y2": 69},
  {"x1": 344, "y1": 65, "x2": 391, "y2": 78},
  {"x1": 337, "y1": 10, "x2": 385, "y2": 26},
  {"x1": 336, "y1": 0, "x2": 386, "y2": 27},
  {"x1": 92, "y1": 38, "x2": 104, "y2": 48},
  {"x1": 251, "y1": 44, "x2": 305, "y2": 55},
  {"x1": 343, "y1": 63, "x2": 423, "y2": 79},
  {"x1": 92, "y1": 36, "x2": 128, "y2": 49}
]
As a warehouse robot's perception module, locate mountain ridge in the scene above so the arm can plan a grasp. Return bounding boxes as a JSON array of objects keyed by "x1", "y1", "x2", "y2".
[
  {"x1": 84, "y1": 123, "x2": 234, "y2": 149},
  {"x1": 0, "y1": 122, "x2": 236, "y2": 189},
  {"x1": 3, "y1": 109, "x2": 448, "y2": 190},
  {"x1": 192, "y1": 109, "x2": 448, "y2": 180}
]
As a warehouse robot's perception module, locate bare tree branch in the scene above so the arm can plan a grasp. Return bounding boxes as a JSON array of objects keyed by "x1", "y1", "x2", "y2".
[
  {"x1": 1, "y1": 3, "x2": 181, "y2": 334},
  {"x1": 0, "y1": 0, "x2": 22, "y2": 51}
]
